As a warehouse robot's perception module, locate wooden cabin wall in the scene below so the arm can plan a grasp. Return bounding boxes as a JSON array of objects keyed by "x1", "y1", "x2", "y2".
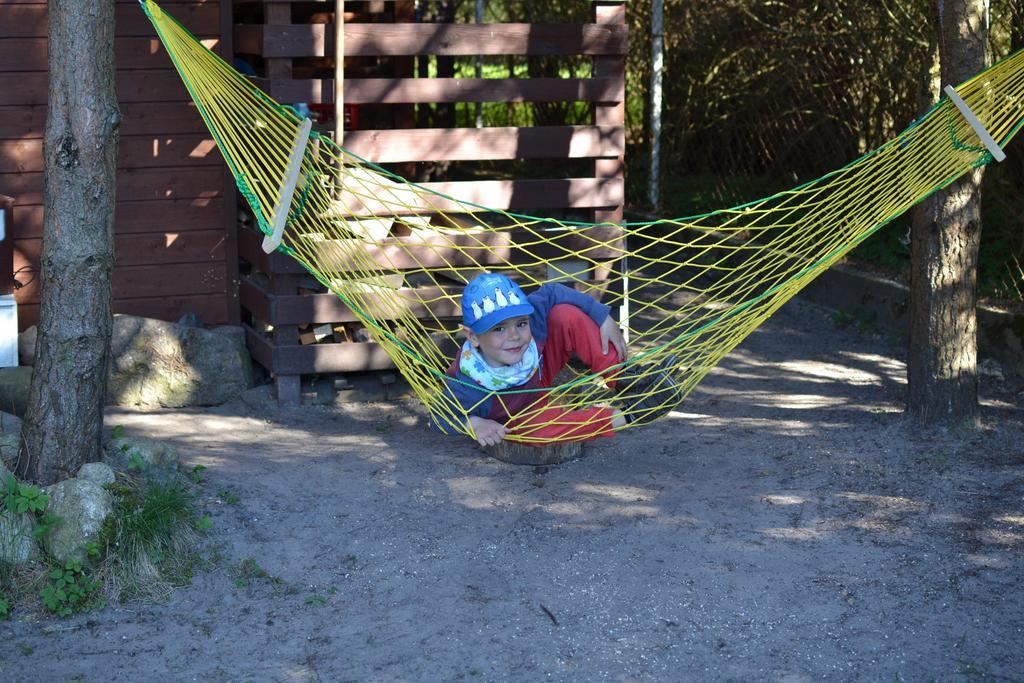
[{"x1": 0, "y1": 0, "x2": 237, "y2": 331}]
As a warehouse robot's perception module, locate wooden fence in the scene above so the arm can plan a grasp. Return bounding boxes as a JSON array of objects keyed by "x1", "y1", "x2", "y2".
[
  {"x1": 233, "y1": 0, "x2": 628, "y2": 404},
  {"x1": 0, "y1": 0, "x2": 238, "y2": 330}
]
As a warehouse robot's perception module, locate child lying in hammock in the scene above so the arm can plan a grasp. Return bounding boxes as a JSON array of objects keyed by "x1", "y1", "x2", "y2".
[{"x1": 431, "y1": 272, "x2": 680, "y2": 447}]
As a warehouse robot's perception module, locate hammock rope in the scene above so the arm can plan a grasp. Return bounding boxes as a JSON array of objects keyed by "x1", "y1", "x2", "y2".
[{"x1": 140, "y1": 0, "x2": 1024, "y2": 443}]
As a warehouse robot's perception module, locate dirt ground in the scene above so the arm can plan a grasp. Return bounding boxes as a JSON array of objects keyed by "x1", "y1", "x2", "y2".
[{"x1": 2, "y1": 296, "x2": 1023, "y2": 682}]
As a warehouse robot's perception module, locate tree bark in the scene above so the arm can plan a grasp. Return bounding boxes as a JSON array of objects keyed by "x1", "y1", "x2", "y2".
[
  {"x1": 16, "y1": 0, "x2": 119, "y2": 484},
  {"x1": 906, "y1": 0, "x2": 987, "y2": 426}
]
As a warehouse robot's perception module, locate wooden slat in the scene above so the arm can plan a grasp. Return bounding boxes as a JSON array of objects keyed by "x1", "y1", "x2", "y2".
[
  {"x1": 256, "y1": 76, "x2": 623, "y2": 107},
  {"x1": 10, "y1": 198, "x2": 224, "y2": 239},
  {"x1": 0, "y1": 35, "x2": 221, "y2": 71},
  {"x1": 2, "y1": 167, "x2": 223, "y2": 206},
  {"x1": 13, "y1": 262, "x2": 227, "y2": 302},
  {"x1": 244, "y1": 325, "x2": 398, "y2": 373},
  {"x1": 0, "y1": 134, "x2": 221, "y2": 174},
  {"x1": 0, "y1": 4, "x2": 220, "y2": 38},
  {"x1": 237, "y1": 223, "x2": 623, "y2": 274},
  {"x1": 0, "y1": 70, "x2": 198, "y2": 106},
  {"x1": 591, "y1": 2, "x2": 626, "y2": 225},
  {"x1": 240, "y1": 278, "x2": 460, "y2": 325},
  {"x1": 0, "y1": 37, "x2": 46, "y2": 69},
  {"x1": 343, "y1": 125, "x2": 623, "y2": 163},
  {"x1": 0, "y1": 104, "x2": 45, "y2": 139},
  {"x1": 14, "y1": 230, "x2": 226, "y2": 268},
  {"x1": 243, "y1": 324, "x2": 275, "y2": 370},
  {"x1": 338, "y1": 177, "x2": 623, "y2": 214},
  {"x1": 276, "y1": 339, "x2": 396, "y2": 373},
  {"x1": 17, "y1": 294, "x2": 233, "y2": 331},
  {"x1": 348, "y1": 76, "x2": 622, "y2": 105},
  {"x1": 235, "y1": 22, "x2": 627, "y2": 58},
  {"x1": 0, "y1": 102, "x2": 209, "y2": 140}
]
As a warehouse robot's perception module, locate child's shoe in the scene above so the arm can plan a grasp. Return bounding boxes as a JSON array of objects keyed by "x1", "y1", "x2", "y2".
[{"x1": 614, "y1": 354, "x2": 683, "y2": 425}]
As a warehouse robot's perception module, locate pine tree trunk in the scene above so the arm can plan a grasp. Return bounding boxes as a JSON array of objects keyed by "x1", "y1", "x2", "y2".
[
  {"x1": 906, "y1": 0, "x2": 987, "y2": 426},
  {"x1": 16, "y1": 0, "x2": 119, "y2": 484}
]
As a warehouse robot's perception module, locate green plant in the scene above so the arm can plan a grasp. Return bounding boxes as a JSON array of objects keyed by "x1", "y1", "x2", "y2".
[
  {"x1": 189, "y1": 465, "x2": 207, "y2": 485},
  {"x1": 217, "y1": 489, "x2": 240, "y2": 506},
  {"x1": 40, "y1": 558, "x2": 103, "y2": 617},
  {"x1": 126, "y1": 452, "x2": 147, "y2": 472},
  {"x1": 232, "y1": 558, "x2": 282, "y2": 589},
  {"x1": 830, "y1": 306, "x2": 878, "y2": 335},
  {"x1": 33, "y1": 512, "x2": 61, "y2": 540},
  {"x1": 2, "y1": 473, "x2": 48, "y2": 514},
  {"x1": 111, "y1": 425, "x2": 125, "y2": 439},
  {"x1": 195, "y1": 515, "x2": 213, "y2": 532},
  {"x1": 0, "y1": 594, "x2": 9, "y2": 618},
  {"x1": 304, "y1": 594, "x2": 328, "y2": 607}
]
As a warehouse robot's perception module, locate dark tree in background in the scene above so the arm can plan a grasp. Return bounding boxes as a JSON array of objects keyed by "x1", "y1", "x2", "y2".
[
  {"x1": 906, "y1": 0, "x2": 988, "y2": 426},
  {"x1": 16, "y1": 0, "x2": 119, "y2": 484}
]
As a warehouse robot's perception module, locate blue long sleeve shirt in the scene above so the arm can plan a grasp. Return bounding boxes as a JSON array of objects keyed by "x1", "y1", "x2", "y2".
[{"x1": 430, "y1": 283, "x2": 610, "y2": 434}]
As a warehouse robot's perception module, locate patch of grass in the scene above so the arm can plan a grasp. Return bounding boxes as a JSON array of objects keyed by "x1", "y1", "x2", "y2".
[
  {"x1": 97, "y1": 476, "x2": 204, "y2": 602},
  {"x1": 216, "y1": 489, "x2": 240, "y2": 506},
  {"x1": 830, "y1": 306, "x2": 878, "y2": 335},
  {"x1": 2, "y1": 464, "x2": 210, "y2": 618},
  {"x1": 232, "y1": 557, "x2": 282, "y2": 589},
  {"x1": 189, "y1": 465, "x2": 207, "y2": 485},
  {"x1": 304, "y1": 594, "x2": 328, "y2": 608}
]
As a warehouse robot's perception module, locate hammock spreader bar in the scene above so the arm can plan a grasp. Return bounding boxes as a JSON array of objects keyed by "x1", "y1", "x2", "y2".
[
  {"x1": 264, "y1": 117, "x2": 313, "y2": 253},
  {"x1": 944, "y1": 84, "x2": 1007, "y2": 162}
]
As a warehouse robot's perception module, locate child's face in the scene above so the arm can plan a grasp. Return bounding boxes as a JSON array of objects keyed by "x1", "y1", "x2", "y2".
[{"x1": 467, "y1": 315, "x2": 533, "y2": 367}]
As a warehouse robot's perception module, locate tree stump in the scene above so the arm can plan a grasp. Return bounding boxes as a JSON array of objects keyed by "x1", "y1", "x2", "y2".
[{"x1": 485, "y1": 439, "x2": 584, "y2": 466}]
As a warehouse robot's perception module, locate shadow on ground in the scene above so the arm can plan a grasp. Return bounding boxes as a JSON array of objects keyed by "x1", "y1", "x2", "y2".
[{"x1": 3, "y1": 297, "x2": 1022, "y2": 681}]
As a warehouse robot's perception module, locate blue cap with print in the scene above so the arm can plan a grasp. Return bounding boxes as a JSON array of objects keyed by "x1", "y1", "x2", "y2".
[{"x1": 461, "y1": 272, "x2": 534, "y2": 334}]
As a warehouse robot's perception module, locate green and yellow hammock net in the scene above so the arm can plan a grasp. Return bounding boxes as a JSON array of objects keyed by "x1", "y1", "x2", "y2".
[{"x1": 141, "y1": 0, "x2": 1024, "y2": 443}]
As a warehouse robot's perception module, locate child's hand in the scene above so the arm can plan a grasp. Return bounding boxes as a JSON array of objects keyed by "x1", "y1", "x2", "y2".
[
  {"x1": 599, "y1": 316, "x2": 628, "y2": 360},
  {"x1": 468, "y1": 416, "x2": 507, "y2": 447}
]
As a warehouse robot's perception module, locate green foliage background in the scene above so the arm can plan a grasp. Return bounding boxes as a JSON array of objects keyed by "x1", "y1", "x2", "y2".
[{"x1": 413, "y1": 0, "x2": 1023, "y2": 300}]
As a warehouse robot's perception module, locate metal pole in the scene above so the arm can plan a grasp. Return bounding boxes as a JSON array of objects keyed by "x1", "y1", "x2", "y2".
[{"x1": 648, "y1": 0, "x2": 664, "y2": 209}]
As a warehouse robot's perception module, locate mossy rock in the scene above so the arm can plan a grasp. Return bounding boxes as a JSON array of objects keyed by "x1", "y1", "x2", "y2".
[
  {"x1": 42, "y1": 479, "x2": 112, "y2": 564},
  {"x1": 0, "y1": 366, "x2": 32, "y2": 418},
  {"x1": 104, "y1": 436, "x2": 179, "y2": 485}
]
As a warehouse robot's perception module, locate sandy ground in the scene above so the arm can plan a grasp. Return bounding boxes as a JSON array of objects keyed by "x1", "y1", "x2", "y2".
[{"x1": 2, "y1": 296, "x2": 1023, "y2": 682}]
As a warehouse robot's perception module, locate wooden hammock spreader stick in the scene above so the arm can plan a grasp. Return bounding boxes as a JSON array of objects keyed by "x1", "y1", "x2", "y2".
[
  {"x1": 944, "y1": 84, "x2": 1007, "y2": 162},
  {"x1": 263, "y1": 117, "x2": 313, "y2": 253}
]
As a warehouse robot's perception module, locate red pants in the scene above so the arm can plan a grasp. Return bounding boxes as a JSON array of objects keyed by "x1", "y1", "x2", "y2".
[{"x1": 504, "y1": 304, "x2": 620, "y2": 444}]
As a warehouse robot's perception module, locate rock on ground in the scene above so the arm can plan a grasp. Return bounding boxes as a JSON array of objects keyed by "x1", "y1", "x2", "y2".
[
  {"x1": 106, "y1": 315, "x2": 254, "y2": 408},
  {"x1": 77, "y1": 462, "x2": 116, "y2": 486},
  {"x1": 0, "y1": 366, "x2": 32, "y2": 418},
  {"x1": 42, "y1": 479, "x2": 112, "y2": 564},
  {"x1": 21, "y1": 317, "x2": 255, "y2": 409},
  {"x1": 0, "y1": 431, "x2": 18, "y2": 472},
  {"x1": 104, "y1": 436, "x2": 180, "y2": 485}
]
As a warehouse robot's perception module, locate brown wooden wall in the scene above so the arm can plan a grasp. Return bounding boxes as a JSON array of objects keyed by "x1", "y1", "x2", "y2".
[{"x1": 0, "y1": 0, "x2": 236, "y2": 331}]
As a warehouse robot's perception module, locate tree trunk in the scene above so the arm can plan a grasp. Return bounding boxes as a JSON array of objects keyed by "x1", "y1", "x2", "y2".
[
  {"x1": 16, "y1": 0, "x2": 119, "y2": 484},
  {"x1": 906, "y1": 0, "x2": 987, "y2": 426}
]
